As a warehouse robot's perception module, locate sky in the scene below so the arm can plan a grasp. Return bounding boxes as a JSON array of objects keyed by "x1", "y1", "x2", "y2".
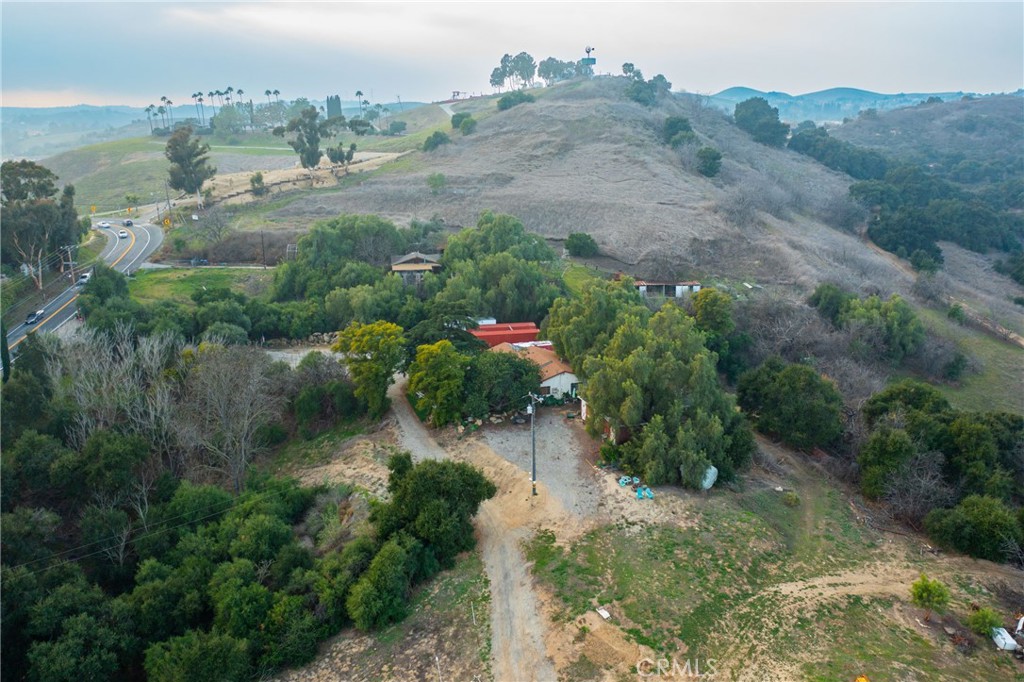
[{"x1": 2, "y1": 1, "x2": 1022, "y2": 108}]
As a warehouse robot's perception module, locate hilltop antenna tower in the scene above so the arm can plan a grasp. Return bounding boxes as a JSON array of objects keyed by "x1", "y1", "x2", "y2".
[{"x1": 581, "y1": 46, "x2": 597, "y2": 77}]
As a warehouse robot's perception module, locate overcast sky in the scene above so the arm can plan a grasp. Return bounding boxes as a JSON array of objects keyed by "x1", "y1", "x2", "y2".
[{"x1": 2, "y1": 1, "x2": 1022, "y2": 108}]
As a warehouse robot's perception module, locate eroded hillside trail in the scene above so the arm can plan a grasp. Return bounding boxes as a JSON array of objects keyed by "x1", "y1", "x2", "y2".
[{"x1": 386, "y1": 378, "x2": 559, "y2": 681}]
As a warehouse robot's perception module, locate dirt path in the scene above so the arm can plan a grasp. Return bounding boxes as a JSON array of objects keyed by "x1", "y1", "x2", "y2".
[{"x1": 386, "y1": 378, "x2": 559, "y2": 681}]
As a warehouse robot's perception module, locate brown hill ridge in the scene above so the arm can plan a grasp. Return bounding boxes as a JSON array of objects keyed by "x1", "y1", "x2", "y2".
[{"x1": 272, "y1": 77, "x2": 905, "y2": 294}]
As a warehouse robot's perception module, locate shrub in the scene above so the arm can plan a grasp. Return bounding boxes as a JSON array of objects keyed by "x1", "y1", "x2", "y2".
[
  {"x1": 966, "y1": 607, "x2": 1002, "y2": 636},
  {"x1": 426, "y1": 173, "x2": 446, "y2": 195},
  {"x1": 249, "y1": 172, "x2": 268, "y2": 197},
  {"x1": 450, "y1": 112, "x2": 471, "y2": 129},
  {"x1": 422, "y1": 131, "x2": 451, "y2": 152},
  {"x1": 696, "y1": 147, "x2": 722, "y2": 177},
  {"x1": 909, "y1": 573, "x2": 949, "y2": 621},
  {"x1": 497, "y1": 91, "x2": 535, "y2": 111},
  {"x1": 565, "y1": 232, "x2": 599, "y2": 257},
  {"x1": 662, "y1": 116, "x2": 693, "y2": 145},
  {"x1": 925, "y1": 495, "x2": 1022, "y2": 562},
  {"x1": 782, "y1": 492, "x2": 801, "y2": 507},
  {"x1": 459, "y1": 117, "x2": 477, "y2": 135}
]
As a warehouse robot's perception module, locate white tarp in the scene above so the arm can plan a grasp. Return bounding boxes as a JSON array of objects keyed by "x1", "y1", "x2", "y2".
[
  {"x1": 700, "y1": 465, "x2": 718, "y2": 491},
  {"x1": 992, "y1": 627, "x2": 1018, "y2": 651}
]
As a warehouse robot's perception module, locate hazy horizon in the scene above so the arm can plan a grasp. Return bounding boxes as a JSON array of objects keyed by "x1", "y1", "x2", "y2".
[{"x1": 2, "y1": 1, "x2": 1022, "y2": 109}]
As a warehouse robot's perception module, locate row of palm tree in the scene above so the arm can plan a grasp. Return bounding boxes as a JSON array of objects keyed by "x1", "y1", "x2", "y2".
[{"x1": 144, "y1": 87, "x2": 284, "y2": 133}]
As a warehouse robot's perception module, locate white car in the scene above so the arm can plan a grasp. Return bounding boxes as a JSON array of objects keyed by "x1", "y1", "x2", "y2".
[
  {"x1": 118, "y1": 229, "x2": 129, "y2": 239},
  {"x1": 25, "y1": 309, "x2": 45, "y2": 325},
  {"x1": 98, "y1": 221, "x2": 111, "y2": 228}
]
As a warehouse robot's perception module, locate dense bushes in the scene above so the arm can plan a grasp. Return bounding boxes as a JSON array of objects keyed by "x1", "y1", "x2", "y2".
[
  {"x1": 546, "y1": 280, "x2": 753, "y2": 488},
  {"x1": 497, "y1": 91, "x2": 535, "y2": 111},
  {"x1": 850, "y1": 165, "x2": 1023, "y2": 268},
  {"x1": 422, "y1": 131, "x2": 451, "y2": 151},
  {"x1": 788, "y1": 125, "x2": 889, "y2": 180},
  {"x1": 737, "y1": 357, "x2": 843, "y2": 450},
  {"x1": 734, "y1": 97, "x2": 789, "y2": 147},
  {"x1": 857, "y1": 379, "x2": 1023, "y2": 562},
  {"x1": 565, "y1": 232, "x2": 599, "y2": 257}
]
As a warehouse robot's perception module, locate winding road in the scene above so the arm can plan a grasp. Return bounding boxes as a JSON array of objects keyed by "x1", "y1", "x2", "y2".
[{"x1": 6, "y1": 212, "x2": 164, "y2": 352}]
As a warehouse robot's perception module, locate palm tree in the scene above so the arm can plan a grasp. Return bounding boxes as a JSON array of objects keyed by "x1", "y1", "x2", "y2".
[
  {"x1": 157, "y1": 105, "x2": 167, "y2": 129},
  {"x1": 265, "y1": 89, "x2": 272, "y2": 106},
  {"x1": 355, "y1": 90, "x2": 364, "y2": 117},
  {"x1": 272, "y1": 90, "x2": 281, "y2": 124},
  {"x1": 236, "y1": 88, "x2": 244, "y2": 105},
  {"x1": 382, "y1": 106, "x2": 391, "y2": 130},
  {"x1": 144, "y1": 104, "x2": 155, "y2": 133},
  {"x1": 166, "y1": 99, "x2": 174, "y2": 127},
  {"x1": 192, "y1": 92, "x2": 202, "y2": 124},
  {"x1": 197, "y1": 94, "x2": 206, "y2": 125},
  {"x1": 272, "y1": 89, "x2": 280, "y2": 103},
  {"x1": 225, "y1": 86, "x2": 234, "y2": 106},
  {"x1": 207, "y1": 91, "x2": 217, "y2": 118}
]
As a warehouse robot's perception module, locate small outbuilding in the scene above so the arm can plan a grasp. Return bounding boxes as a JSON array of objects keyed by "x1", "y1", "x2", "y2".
[{"x1": 391, "y1": 252, "x2": 442, "y2": 286}]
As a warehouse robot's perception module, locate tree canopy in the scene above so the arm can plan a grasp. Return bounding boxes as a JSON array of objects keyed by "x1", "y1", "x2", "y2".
[
  {"x1": 734, "y1": 97, "x2": 790, "y2": 147},
  {"x1": 165, "y1": 126, "x2": 216, "y2": 196}
]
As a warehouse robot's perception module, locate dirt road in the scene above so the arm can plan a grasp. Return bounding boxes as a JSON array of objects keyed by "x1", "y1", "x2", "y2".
[{"x1": 386, "y1": 378, "x2": 558, "y2": 681}]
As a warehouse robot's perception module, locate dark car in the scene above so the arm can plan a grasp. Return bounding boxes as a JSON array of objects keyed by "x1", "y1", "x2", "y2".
[
  {"x1": 123, "y1": 219, "x2": 133, "y2": 227},
  {"x1": 25, "y1": 309, "x2": 45, "y2": 325}
]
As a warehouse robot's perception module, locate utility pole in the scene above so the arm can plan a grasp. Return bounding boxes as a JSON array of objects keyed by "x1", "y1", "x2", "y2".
[
  {"x1": 164, "y1": 180, "x2": 173, "y2": 226},
  {"x1": 527, "y1": 393, "x2": 540, "y2": 496}
]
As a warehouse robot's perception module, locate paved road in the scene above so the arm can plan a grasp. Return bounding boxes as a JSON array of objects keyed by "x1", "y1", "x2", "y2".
[{"x1": 7, "y1": 217, "x2": 164, "y2": 351}]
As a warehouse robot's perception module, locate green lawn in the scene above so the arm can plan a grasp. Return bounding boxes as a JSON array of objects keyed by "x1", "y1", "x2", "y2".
[{"x1": 127, "y1": 267, "x2": 273, "y2": 306}]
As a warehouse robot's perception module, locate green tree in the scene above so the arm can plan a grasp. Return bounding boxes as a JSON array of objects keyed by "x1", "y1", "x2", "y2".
[
  {"x1": 274, "y1": 106, "x2": 345, "y2": 174},
  {"x1": 565, "y1": 232, "x2": 599, "y2": 257},
  {"x1": 925, "y1": 495, "x2": 1022, "y2": 562},
  {"x1": 1, "y1": 161, "x2": 85, "y2": 287},
  {"x1": 332, "y1": 321, "x2": 406, "y2": 418},
  {"x1": 144, "y1": 629, "x2": 252, "y2": 682},
  {"x1": 422, "y1": 131, "x2": 451, "y2": 151},
  {"x1": 544, "y1": 277, "x2": 649, "y2": 372},
  {"x1": 450, "y1": 112, "x2": 472, "y2": 129},
  {"x1": 967, "y1": 607, "x2": 1002, "y2": 636},
  {"x1": 459, "y1": 117, "x2": 478, "y2": 135},
  {"x1": 909, "y1": 573, "x2": 949, "y2": 621},
  {"x1": 26, "y1": 614, "x2": 123, "y2": 682},
  {"x1": 408, "y1": 341, "x2": 469, "y2": 427},
  {"x1": 734, "y1": 97, "x2": 790, "y2": 147},
  {"x1": 346, "y1": 538, "x2": 411, "y2": 630},
  {"x1": 373, "y1": 454, "x2": 496, "y2": 567},
  {"x1": 463, "y1": 350, "x2": 541, "y2": 417},
  {"x1": 538, "y1": 57, "x2": 575, "y2": 86},
  {"x1": 856, "y1": 427, "x2": 918, "y2": 498},
  {"x1": 165, "y1": 126, "x2": 216, "y2": 197},
  {"x1": 662, "y1": 116, "x2": 693, "y2": 145},
  {"x1": 692, "y1": 288, "x2": 735, "y2": 337},
  {"x1": 249, "y1": 171, "x2": 268, "y2": 196},
  {"x1": 737, "y1": 359, "x2": 843, "y2": 450},
  {"x1": 696, "y1": 147, "x2": 722, "y2": 177}
]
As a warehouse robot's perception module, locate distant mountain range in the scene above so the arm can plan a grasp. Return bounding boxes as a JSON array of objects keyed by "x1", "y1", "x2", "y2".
[{"x1": 707, "y1": 86, "x2": 1023, "y2": 123}]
